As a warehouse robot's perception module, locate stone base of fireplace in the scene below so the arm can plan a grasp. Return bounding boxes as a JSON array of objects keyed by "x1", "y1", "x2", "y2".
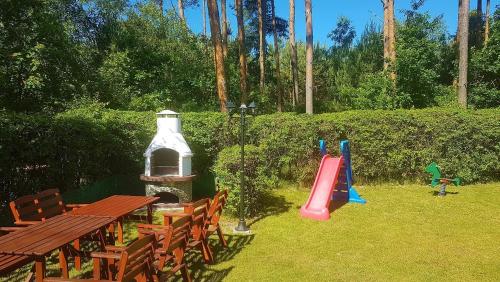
[{"x1": 140, "y1": 174, "x2": 194, "y2": 204}]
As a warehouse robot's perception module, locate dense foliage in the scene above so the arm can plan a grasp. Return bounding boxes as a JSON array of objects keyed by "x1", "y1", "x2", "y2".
[
  {"x1": 2, "y1": 108, "x2": 498, "y2": 215},
  {"x1": 1, "y1": 0, "x2": 498, "y2": 113}
]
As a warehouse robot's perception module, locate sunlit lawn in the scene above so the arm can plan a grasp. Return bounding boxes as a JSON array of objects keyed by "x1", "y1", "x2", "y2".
[{"x1": 3, "y1": 183, "x2": 500, "y2": 281}]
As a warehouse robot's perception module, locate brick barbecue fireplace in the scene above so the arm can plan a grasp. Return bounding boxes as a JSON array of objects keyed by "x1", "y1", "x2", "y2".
[{"x1": 140, "y1": 110, "x2": 194, "y2": 203}]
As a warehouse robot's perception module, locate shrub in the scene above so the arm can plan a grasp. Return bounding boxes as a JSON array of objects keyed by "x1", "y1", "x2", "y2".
[{"x1": 213, "y1": 145, "x2": 279, "y2": 216}]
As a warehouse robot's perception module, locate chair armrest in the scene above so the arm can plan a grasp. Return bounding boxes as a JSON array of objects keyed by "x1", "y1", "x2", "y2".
[
  {"x1": 44, "y1": 278, "x2": 109, "y2": 282},
  {"x1": 65, "y1": 204, "x2": 88, "y2": 209},
  {"x1": 137, "y1": 223, "x2": 165, "y2": 229},
  {"x1": 0, "y1": 226, "x2": 24, "y2": 233},
  {"x1": 163, "y1": 212, "x2": 190, "y2": 218},
  {"x1": 14, "y1": 221, "x2": 40, "y2": 226},
  {"x1": 91, "y1": 251, "x2": 121, "y2": 260},
  {"x1": 104, "y1": 245, "x2": 126, "y2": 252}
]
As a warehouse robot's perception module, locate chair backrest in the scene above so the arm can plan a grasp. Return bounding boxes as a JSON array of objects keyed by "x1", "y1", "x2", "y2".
[
  {"x1": 137, "y1": 215, "x2": 191, "y2": 271},
  {"x1": 9, "y1": 194, "x2": 42, "y2": 224},
  {"x1": 9, "y1": 189, "x2": 67, "y2": 224},
  {"x1": 207, "y1": 190, "x2": 228, "y2": 227},
  {"x1": 116, "y1": 234, "x2": 156, "y2": 281},
  {"x1": 35, "y1": 189, "x2": 67, "y2": 219},
  {"x1": 183, "y1": 199, "x2": 210, "y2": 241}
]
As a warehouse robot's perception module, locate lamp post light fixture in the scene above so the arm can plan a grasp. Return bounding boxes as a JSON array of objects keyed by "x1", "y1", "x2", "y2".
[{"x1": 226, "y1": 101, "x2": 256, "y2": 233}]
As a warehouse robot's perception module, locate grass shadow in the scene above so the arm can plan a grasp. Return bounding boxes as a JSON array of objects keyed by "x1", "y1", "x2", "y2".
[
  {"x1": 247, "y1": 191, "x2": 292, "y2": 227},
  {"x1": 429, "y1": 191, "x2": 459, "y2": 196},
  {"x1": 182, "y1": 234, "x2": 255, "y2": 281},
  {"x1": 329, "y1": 199, "x2": 348, "y2": 213}
]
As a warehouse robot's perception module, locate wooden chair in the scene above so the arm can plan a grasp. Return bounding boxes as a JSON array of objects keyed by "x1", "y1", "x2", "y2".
[
  {"x1": 138, "y1": 214, "x2": 192, "y2": 282},
  {"x1": 205, "y1": 190, "x2": 228, "y2": 248},
  {"x1": 165, "y1": 199, "x2": 214, "y2": 264},
  {"x1": 9, "y1": 194, "x2": 43, "y2": 226},
  {"x1": 43, "y1": 234, "x2": 157, "y2": 282}
]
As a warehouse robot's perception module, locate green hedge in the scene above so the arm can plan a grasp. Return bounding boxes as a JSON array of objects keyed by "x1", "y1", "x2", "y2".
[
  {"x1": 217, "y1": 109, "x2": 499, "y2": 215},
  {"x1": 0, "y1": 108, "x2": 235, "y2": 208},
  {"x1": 1, "y1": 108, "x2": 499, "y2": 216},
  {"x1": 248, "y1": 109, "x2": 500, "y2": 184}
]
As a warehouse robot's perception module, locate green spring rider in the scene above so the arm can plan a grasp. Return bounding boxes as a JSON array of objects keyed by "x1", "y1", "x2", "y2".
[{"x1": 425, "y1": 162, "x2": 461, "y2": 196}]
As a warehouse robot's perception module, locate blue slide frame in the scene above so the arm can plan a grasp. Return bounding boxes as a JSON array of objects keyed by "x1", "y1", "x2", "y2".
[
  {"x1": 319, "y1": 139, "x2": 366, "y2": 204},
  {"x1": 340, "y1": 140, "x2": 366, "y2": 204}
]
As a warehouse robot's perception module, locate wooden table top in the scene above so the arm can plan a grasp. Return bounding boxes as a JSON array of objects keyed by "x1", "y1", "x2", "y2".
[
  {"x1": 71, "y1": 195, "x2": 159, "y2": 218},
  {"x1": 0, "y1": 215, "x2": 115, "y2": 256}
]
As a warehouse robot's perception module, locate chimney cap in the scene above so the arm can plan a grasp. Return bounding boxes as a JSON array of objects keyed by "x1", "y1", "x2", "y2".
[{"x1": 157, "y1": 110, "x2": 179, "y2": 117}]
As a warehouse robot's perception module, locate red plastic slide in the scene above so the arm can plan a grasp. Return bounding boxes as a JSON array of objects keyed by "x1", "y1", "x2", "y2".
[{"x1": 300, "y1": 155, "x2": 344, "y2": 220}]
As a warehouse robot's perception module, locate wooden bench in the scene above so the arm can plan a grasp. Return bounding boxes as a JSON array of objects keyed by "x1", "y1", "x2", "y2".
[
  {"x1": 9, "y1": 189, "x2": 86, "y2": 226},
  {"x1": 138, "y1": 215, "x2": 192, "y2": 282},
  {"x1": 43, "y1": 234, "x2": 157, "y2": 281}
]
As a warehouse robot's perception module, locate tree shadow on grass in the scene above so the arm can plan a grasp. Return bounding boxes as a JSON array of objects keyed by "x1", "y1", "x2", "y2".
[
  {"x1": 247, "y1": 191, "x2": 293, "y2": 228},
  {"x1": 179, "y1": 234, "x2": 255, "y2": 281}
]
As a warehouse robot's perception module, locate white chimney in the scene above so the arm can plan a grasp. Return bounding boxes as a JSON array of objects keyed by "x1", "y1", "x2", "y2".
[{"x1": 143, "y1": 110, "x2": 192, "y2": 177}]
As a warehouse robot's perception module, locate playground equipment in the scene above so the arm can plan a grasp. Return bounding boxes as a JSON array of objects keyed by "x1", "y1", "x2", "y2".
[
  {"x1": 425, "y1": 162, "x2": 461, "y2": 196},
  {"x1": 300, "y1": 140, "x2": 366, "y2": 221}
]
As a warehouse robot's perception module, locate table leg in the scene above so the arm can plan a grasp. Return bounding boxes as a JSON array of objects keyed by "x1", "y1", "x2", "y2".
[
  {"x1": 117, "y1": 218, "x2": 124, "y2": 244},
  {"x1": 73, "y1": 239, "x2": 81, "y2": 271},
  {"x1": 92, "y1": 257, "x2": 101, "y2": 280},
  {"x1": 35, "y1": 256, "x2": 46, "y2": 282},
  {"x1": 98, "y1": 227, "x2": 108, "y2": 248},
  {"x1": 147, "y1": 203, "x2": 153, "y2": 224},
  {"x1": 107, "y1": 223, "x2": 115, "y2": 245},
  {"x1": 58, "y1": 246, "x2": 69, "y2": 278}
]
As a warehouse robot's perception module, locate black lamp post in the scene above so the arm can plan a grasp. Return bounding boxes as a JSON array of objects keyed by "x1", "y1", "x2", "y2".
[{"x1": 226, "y1": 101, "x2": 256, "y2": 233}]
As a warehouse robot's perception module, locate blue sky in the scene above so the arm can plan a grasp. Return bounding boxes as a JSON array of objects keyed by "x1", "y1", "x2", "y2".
[{"x1": 181, "y1": 0, "x2": 499, "y2": 46}]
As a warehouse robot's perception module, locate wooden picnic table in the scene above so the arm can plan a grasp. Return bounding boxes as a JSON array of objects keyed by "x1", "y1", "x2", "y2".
[
  {"x1": 0, "y1": 214, "x2": 115, "y2": 282},
  {"x1": 70, "y1": 195, "x2": 159, "y2": 244}
]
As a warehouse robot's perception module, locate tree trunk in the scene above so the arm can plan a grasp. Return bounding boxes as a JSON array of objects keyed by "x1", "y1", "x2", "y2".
[
  {"x1": 388, "y1": 0, "x2": 396, "y2": 81},
  {"x1": 202, "y1": 0, "x2": 207, "y2": 38},
  {"x1": 158, "y1": 0, "x2": 163, "y2": 15},
  {"x1": 289, "y1": 0, "x2": 299, "y2": 107},
  {"x1": 207, "y1": 0, "x2": 228, "y2": 112},
  {"x1": 383, "y1": 0, "x2": 396, "y2": 81},
  {"x1": 477, "y1": 0, "x2": 482, "y2": 17},
  {"x1": 178, "y1": 0, "x2": 185, "y2": 22},
  {"x1": 458, "y1": 0, "x2": 470, "y2": 108},
  {"x1": 235, "y1": 0, "x2": 248, "y2": 104},
  {"x1": 221, "y1": 0, "x2": 228, "y2": 58},
  {"x1": 305, "y1": 0, "x2": 313, "y2": 114},
  {"x1": 271, "y1": 0, "x2": 283, "y2": 111},
  {"x1": 485, "y1": 0, "x2": 490, "y2": 44},
  {"x1": 258, "y1": 0, "x2": 266, "y2": 96},
  {"x1": 383, "y1": 0, "x2": 389, "y2": 70}
]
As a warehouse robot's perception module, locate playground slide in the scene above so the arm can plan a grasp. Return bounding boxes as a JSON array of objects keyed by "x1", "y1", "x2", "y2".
[{"x1": 300, "y1": 155, "x2": 343, "y2": 220}]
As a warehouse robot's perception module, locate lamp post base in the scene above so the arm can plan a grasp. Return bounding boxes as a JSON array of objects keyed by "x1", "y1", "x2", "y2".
[{"x1": 233, "y1": 219, "x2": 251, "y2": 234}]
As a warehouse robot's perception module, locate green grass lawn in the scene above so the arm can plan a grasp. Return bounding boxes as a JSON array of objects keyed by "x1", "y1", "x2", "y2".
[{"x1": 3, "y1": 183, "x2": 500, "y2": 281}]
